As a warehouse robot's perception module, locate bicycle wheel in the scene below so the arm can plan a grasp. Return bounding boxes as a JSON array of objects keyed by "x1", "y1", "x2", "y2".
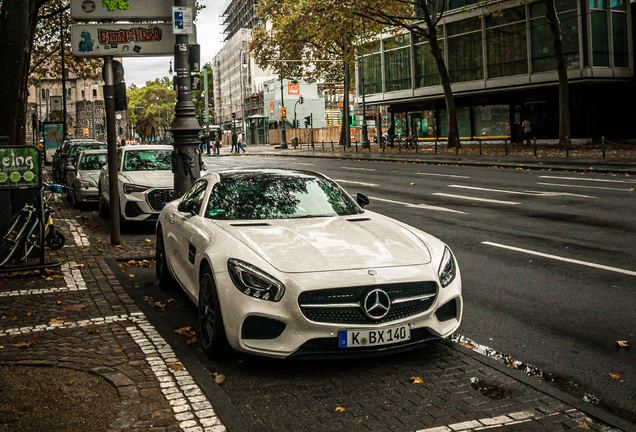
[
  {"x1": 0, "y1": 210, "x2": 32, "y2": 266},
  {"x1": 46, "y1": 228, "x2": 65, "y2": 250},
  {"x1": 19, "y1": 217, "x2": 41, "y2": 261}
]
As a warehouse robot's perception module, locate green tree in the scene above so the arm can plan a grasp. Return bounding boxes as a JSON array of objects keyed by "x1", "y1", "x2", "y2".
[{"x1": 127, "y1": 78, "x2": 175, "y2": 143}]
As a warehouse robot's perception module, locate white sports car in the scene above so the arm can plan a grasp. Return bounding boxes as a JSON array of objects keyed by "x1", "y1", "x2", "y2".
[
  {"x1": 98, "y1": 144, "x2": 174, "y2": 223},
  {"x1": 156, "y1": 169, "x2": 462, "y2": 359}
]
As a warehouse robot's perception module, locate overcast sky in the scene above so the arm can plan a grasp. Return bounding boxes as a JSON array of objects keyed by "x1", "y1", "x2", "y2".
[{"x1": 122, "y1": 0, "x2": 224, "y2": 88}]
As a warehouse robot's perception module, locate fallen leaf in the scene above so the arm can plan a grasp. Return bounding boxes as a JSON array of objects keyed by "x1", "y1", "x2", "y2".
[
  {"x1": 153, "y1": 301, "x2": 166, "y2": 310},
  {"x1": 214, "y1": 374, "x2": 225, "y2": 384},
  {"x1": 111, "y1": 327, "x2": 123, "y2": 332},
  {"x1": 7, "y1": 316, "x2": 17, "y2": 321},
  {"x1": 144, "y1": 239, "x2": 152, "y2": 243},
  {"x1": 185, "y1": 336, "x2": 197, "y2": 344},
  {"x1": 113, "y1": 348, "x2": 123, "y2": 353},
  {"x1": 335, "y1": 407, "x2": 345, "y2": 412},
  {"x1": 67, "y1": 379, "x2": 76, "y2": 385},
  {"x1": 169, "y1": 364, "x2": 185, "y2": 371},
  {"x1": 115, "y1": 245, "x2": 123, "y2": 248},
  {"x1": 44, "y1": 277, "x2": 54, "y2": 281},
  {"x1": 166, "y1": 298, "x2": 175, "y2": 303},
  {"x1": 88, "y1": 327, "x2": 99, "y2": 334},
  {"x1": 129, "y1": 274, "x2": 136, "y2": 278},
  {"x1": 578, "y1": 424, "x2": 590, "y2": 430},
  {"x1": 459, "y1": 342, "x2": 475, "y2": 349},
  {"x1": 609, "y1": 372, "x2": 624, "y2": 380},
  {"x1": 410, "y1": 182, "x2": 415, "y2": 185},
  {"x1": 27, "y1": 310, "x2": 37, "y2": 316},
  {"x1": 74, "y1": 264, "x2": 84, "y2": 268},
  {"x1": 175, "y1": 327, "x2": 195, "y2": 336},
  {"x1": 408, "y1": 377, "x2": 424, "y2": 384},
  {"x1": 63, "y1": 304, "x2": 87, "y2": 310},
  {"x1": 49, "y1": 318, "x2": 65, "y2": 324},
  {"x1": 56, "y1": 301, "x2": 63, "y2": 305},
  {"x1": 616, "y1": 341, "x2": 631, "y2": 348},
  {"x1": 13, "y1": 340, "x2": 39, "y2": 348}
]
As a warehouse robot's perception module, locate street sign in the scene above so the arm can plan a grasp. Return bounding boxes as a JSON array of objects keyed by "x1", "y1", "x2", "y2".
[
  {"x1": 71, "y1": 23, "x2": 197, "y2": 58},
  {"x1": 172, "y1": 6, "x2": 194, "y2": 35},
  {"x1": 0, "y1": 146, "x2": 40, "y2": 190},
  {"x1": 71, "y1": 0, "x2": 195, "y2": 22}
]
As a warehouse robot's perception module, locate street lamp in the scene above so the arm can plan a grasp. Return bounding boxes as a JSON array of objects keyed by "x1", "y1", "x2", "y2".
[
  {"x1": 239, "y1": 47, "x2": 249, "y2": 141},
  {"x1": 280, "y1": 78, "x2": 287, "y2": 149}
]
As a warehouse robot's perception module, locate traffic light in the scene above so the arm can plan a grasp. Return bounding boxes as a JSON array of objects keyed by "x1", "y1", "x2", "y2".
[
  {"x1": 304, "y1": 115, "x2": 311, "y2": 127},
  {"x1": 119, "y1": 126, "x2": 123, "y2": 135},
  {"x1": 299, "y1": 96, "x2": 304, "y2": 105},
  {"x1": 294, "y1": 120, "x2": 299, "y2": 128},
  {"x1": 231, "y1": 112, "x2": 236, "y2": 119},
  {"x1": 280, "y1": 107, "x2": 287, "y2": 119},
  {"x1": 100, "y1": 123, "x2": 105, "y2": 133}
]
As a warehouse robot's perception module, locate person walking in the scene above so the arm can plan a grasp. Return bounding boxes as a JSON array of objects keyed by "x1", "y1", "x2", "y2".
[
  {"x1": 237, "y1": 131, "x2": 246, "y2": 153},
  {"x1": 522, "y1": 118, "x2": 532, "y2": 146},
  {"x1": 213, "y1": 131, "x2": 220, "y2": 155},
  {"x1": 231, "y1": 130, "x2": 237, "y2": 153}
]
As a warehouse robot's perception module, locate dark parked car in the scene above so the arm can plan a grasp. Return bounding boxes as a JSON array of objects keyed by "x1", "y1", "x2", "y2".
[
  {"x1": 57, "y1": 141, "x2": 106, "y2": 186},
  {"x1": 53, "y1": 139, "x2": 97, "y2": 182}
]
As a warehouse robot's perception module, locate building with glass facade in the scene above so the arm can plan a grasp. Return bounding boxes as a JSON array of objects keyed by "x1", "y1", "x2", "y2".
[{"x1": 360, "y1": 0, "x2": 634, "y2": 142}]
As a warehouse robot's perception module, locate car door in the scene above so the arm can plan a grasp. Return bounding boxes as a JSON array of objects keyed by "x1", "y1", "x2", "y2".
[{"x1": 168, "y1": 179, "x2": 209, "y2": 294}]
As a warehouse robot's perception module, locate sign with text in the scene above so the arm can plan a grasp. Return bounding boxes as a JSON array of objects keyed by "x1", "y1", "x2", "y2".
[
  {"x1": 288, "y1": 82, "x2": 300, "y2": 95},
  {"x1": 0, "y1": 146, "x2": 40, "y2": 190},
  {"x1": 71, "y1": 0, "x2": 195, "y2": 22},
  {"x1": 173, "y1": 7, "x2": 194, "y2": 35},
  {"x1": 71, "y1": 23, "x2": 197, "y2": 57},
  {"x1": 43, "y1": 123, "x2": 63, "y2": 151},
  {"x1": 270, "y1": 102, "x2": 275, "y2": 116}
]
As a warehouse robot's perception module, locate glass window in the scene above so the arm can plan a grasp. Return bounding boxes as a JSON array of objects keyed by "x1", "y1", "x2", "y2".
[
  {"x1": 123, "y1": 149, "x2": 172, "y2": 171},
  {"x1": 384, "y1": 34, "x2": 412, "y2": 92},
  {"x1": 79, "y1": 153, "x2": 108, "y2": 171},
  {"x1": 182, "y1": 180, "x2": 208, "y2": 214},
  {"x1": 612, "y1": 11, "x2": 628, "y2": 67},
  {"x1": 448, "y1": 18, "x2": 483, "y2": 83},
  {"x1": 205, "y1": 172, "x2": 362, "y2": 220},
  {"x1": 473, "y1": 105, "x2": 511, "y2": 137},
  {"x1": 362, "y1": 42, "x2": 383, "y2": 95},
  {"x1": 530, "y1": 5, "x2": 580, "y2": 72},
  {"x1": 414, "y1": 39, "x2": 442, "y2": 88},
  {"x1": 438, "y1": 107, "x2": 471, "y2": 138},
  {"x1": 93, "y1": 89, "x2": 97, "y2": 97},
  {"x1": 487, "y1": 8, "x2": 528, "y2": 78},
  {"x1": 591, "y1": 10, "x2": 609, "y2": 66}
]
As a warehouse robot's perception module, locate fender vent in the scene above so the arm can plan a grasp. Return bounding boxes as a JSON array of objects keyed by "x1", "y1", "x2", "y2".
[
  {"x1": 229, "y1": 223, "x2": 271, "y2": 227},
  {"x1": 347, "y1": 218, "x2": 371, "y2": 222}
]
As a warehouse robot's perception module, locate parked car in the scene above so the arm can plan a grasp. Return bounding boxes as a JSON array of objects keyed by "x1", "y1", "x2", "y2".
[
  {"x1": 61, "y1": 141, "x2": 107, "y2": 186},
  {"x1": 52, "y1": 139, "x2": 99, "y2": 182},
  {"x1": 156, "y1": 169, "x2": 463, "y2": 359},
  {"x1": 98, "y1": 144, "x2": 174, "y2": 223},
  {"x1": 65, "y1": 149, "x2": 108, "y2": 208}
]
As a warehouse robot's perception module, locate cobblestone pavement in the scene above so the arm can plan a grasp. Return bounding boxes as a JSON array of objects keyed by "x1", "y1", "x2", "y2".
[{"x1": 2, "y1": 162, "x2": 635, "y2": 432}]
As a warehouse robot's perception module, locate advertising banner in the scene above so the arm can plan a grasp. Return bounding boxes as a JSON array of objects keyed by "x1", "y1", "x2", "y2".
[
  {"x1": 71, "y1": 0, "x2": 195, "y2": 22},
  {"x1": 71, "y1": 23, "x2": 197, "y2": 58},
  {"x1": 288, "y1": 82, "x2": 300, "y2": 95},
  {"x1": 43, "y1": 123, "x2": 63, "y2": 151},
  {"x1": 0, "y1": 146, "x2": 40, "y2": 190}
]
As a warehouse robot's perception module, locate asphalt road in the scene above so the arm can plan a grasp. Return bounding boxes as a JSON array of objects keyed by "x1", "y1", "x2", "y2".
[{"x1": 72, "y1": 152, "x2": 636, "y2": 427}]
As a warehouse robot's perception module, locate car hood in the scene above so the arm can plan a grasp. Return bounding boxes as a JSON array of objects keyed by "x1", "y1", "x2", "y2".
[
  {"x1": 220, "y1": 213, "x2": 431, "y2": 273},
  {"x1": 78, "y1": 170, "x2": 100, "y2": 185},
  {"x1": 119, "y1": 170, "x2": 173, "y2": 188}
]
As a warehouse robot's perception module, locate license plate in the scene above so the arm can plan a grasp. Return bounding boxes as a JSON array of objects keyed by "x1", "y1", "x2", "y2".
[{"x1": 339, "y1": 325, "x2": 411, "y2": 348}]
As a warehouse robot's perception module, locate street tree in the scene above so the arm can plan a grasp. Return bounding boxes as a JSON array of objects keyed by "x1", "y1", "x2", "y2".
[
  {"x1": 127, "y1": 78, "x2": 175, "y2": 143},
  {"x1": 0, "y1": 0, "x2": 100, "y2": 146},
  {"x1": 250, "y1": 0, "x2": 387, "y2": 147}
]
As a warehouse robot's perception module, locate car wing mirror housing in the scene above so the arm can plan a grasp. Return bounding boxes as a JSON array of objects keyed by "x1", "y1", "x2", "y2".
[
  {"x1": 356, "y1": 193, "x2": 369, "y2": 208},
  {"x1": 177, "y1": 200, "x2": 197, "y2": 216}
]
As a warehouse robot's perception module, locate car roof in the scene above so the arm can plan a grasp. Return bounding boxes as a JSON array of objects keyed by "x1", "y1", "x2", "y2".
[
  {"x1": 121, "y1": 144, "x2": 173, "y2": 150},
  {"x1": 78, "y1": 149, "x2": 107, "y2": 155}
]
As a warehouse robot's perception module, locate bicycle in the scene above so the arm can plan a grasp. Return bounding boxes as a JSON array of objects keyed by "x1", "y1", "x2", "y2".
[{"x1": 0, "y1": 184, "x2": 66, "y2": 266}]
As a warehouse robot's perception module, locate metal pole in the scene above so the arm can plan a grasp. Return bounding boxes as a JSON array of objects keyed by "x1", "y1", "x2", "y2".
[
  {"x1": 240, "y1": 49, "x2": 247, "y2": 139},
  {"x1": 91, "y1": 100, "x2": 95, "y2": 140},
  {"x1": 203, "y1": 65, "x2": 210, "y2": 154},
  {"x1": 172, "y1": 0, "x2": 201, "y2": 197},
  {"x1": 280, "y1": 78, "x2": 287, "y2": 148},
  {"x1": 60, "y1": 6, "x2": 69, "y2": 140},
  {"x1": 344, "y1": 57, "x2": 351, "y2": 148},
  {"x1": 103, "y1": 56, "x2": 121, "y2": 245},
  {"x1": 359, "y1": 50, "x2": 369, "y2": 149}
]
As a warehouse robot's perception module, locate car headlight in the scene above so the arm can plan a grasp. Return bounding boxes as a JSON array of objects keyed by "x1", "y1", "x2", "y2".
[
  {"x1": 438, "y1": 246, "x2": 457, "y2": 288},
  {"x1": 228, "y1": 259, "x2": 285, "y2": 302},
  {"x1": 77, "y1": 179, "x2": 95, "y2": 188},
  {"x1": 123, "y1": 184, "x2": 150, "y2": 194}
]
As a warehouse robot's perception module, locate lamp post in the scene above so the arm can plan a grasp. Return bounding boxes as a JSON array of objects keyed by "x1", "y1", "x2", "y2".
[
  {"x1": 280, "y1": 78, "x2": 287, "y2": 149},
  {"x1": 359, "y1": 49, "x2": 369, "y2": 149},
  {"x1": 239, "y1": 48, "x2": 248, "y2": 141},
  {"x1": 60, "y1": 5, "x2": 69, "y2": 140}
]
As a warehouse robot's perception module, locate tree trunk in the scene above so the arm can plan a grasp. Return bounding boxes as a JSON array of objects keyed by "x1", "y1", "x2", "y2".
[
  {"x1": 545, "y1": 0, "x2": 571, "y2": 148},
  {"x1": 0, "y1": 0, "x2": 40, "y2": 146},
  {"x1": 427, "y1": 25, "x2": 460, "y2": 147}
]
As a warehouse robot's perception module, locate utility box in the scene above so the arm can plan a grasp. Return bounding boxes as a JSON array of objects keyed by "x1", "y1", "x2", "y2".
[{"x1": 291, "y1": 137, "x2": 298, "y2": 148}]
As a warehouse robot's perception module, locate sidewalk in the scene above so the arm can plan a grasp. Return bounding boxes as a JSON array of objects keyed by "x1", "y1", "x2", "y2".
[{"x1": 1, "y1": 161, "x2": 635, "y2": 432}]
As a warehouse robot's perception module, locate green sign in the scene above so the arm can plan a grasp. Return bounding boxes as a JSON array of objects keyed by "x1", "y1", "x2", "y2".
[{"x1": 0, "y1": 146, "x2": 40, "y2": 190}]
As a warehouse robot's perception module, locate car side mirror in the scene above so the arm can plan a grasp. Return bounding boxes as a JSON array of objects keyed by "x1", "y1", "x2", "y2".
[
  {"x1": 177, "y1": 200, "x2": 197, "y2": 216},
  {"x1": 356, "y1": 193, "x2": 369, "y2": 208}
]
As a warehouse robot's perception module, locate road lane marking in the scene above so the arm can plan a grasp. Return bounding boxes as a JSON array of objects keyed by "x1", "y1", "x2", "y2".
[
  {"x1": 0, "y1": 262, "x2": 86, "y2": 297},
  {"x1": 334, "y1": 179, "x2": 379, "y2": 187},
  {"x1": 290, "y1": 162, "x2": 315, "y2": 166},
  {"x1": 447, "y1": 185, "x2": 595, "y2": 199},
  {"x1": 433, "y1": 193, "x2": 521, "y2": 205},
  {"x1": 540, "y1": 175, "x2": 636, "y2": 184},
  {"x1": 482, "y1": 241, "x2": 636, "y2": 276},
  {"x1": 341, "y1": 166, "x2": 375, "y2": 171},
  {"x1": 372, "y1": 196, "x2": 467, "y2": 214},
  {"x1": 416, "y1": 172, "x2": 470, "y2": 179},
  {"x1": 538, "y1": 182, "x2": 633, "y2": 192}
]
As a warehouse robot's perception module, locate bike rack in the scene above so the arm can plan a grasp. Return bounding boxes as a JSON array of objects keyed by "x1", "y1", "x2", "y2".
[{"x1": 0, "y1": 144, "x2": 61, "y2": 273}]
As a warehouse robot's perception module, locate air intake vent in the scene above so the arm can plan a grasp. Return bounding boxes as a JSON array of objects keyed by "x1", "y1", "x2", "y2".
[
  {"x1": 435, "y1": 298, "x2": 457, "y2": 322},
  {"x1": 347, "y1": 218, "x2": 371, "y2": 222}
]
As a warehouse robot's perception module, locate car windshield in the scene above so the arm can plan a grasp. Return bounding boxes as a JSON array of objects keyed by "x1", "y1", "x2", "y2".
[
  {"x1": 69, "y1": 144, "x2": 106, "y2": 158},
  {"x1": 79, "y1": 154, "x2": 107, "y2": 171},
  {"x1": 123, "y1": 149, "x2": 172, "y2": 171},
  {"x1": 205, "y1": 171, "x2": 363, "y2": 220}
]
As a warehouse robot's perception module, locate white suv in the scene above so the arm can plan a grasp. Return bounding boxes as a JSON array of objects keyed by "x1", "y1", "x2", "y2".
[{"x1": 98, "y1": 145, "x2": 175, "y2": 223}]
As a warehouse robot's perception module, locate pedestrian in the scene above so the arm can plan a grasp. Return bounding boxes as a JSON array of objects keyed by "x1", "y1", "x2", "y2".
[
  {"x1": 203, "y1": 132, "x2": 211, "y2": 155},
  {"x1": 231, "y1": 130, "x2": 237, "y2": 153},
  {"x1": 237, "y1": 131, "x2": 245, "y2": 153},
  {"x1": 119, "y1": 138, "x2": 125, "y2": 147},
  {"x1": 522, "y1": 118, "x2": 532, "y2": 146},
  {"x1": 214, "y1": 131, "x2": 220, "y2": 155}
]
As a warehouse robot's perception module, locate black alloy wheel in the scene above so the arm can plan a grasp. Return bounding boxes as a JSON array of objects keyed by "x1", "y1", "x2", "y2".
[
  {"x1": 155, "y1": 227, "x2": 177, "y2": 290},
  {"x1": 198, "y1": 266, "x2": 229, "y2": 358}
]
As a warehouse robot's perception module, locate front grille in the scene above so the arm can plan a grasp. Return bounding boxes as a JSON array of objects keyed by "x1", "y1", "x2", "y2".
[
  {"x1": 435, "y1": 298, "x2": 458, "y2": 322},
  {"x1": 147, "y1": 189, "x2": 174, "y2": 211},
  {"x1": 298, "y1": 281, "x2": 437, "y2": 325}
]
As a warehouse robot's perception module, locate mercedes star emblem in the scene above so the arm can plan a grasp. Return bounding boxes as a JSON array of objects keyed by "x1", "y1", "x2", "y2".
[{"x1": 363, "y1": 289, "x2": 391, "y2": 320}]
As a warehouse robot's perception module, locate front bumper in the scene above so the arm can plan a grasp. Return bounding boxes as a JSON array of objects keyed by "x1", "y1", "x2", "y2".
[
  {"x1": 214, "y1": 264, "x2": 463, "y2": 359},
  {"x1": 75, "y1": 186, "x2": 99, "y2": 203},
  {"x1": 120, "y1": 188, "x2": 173, "y2": 222}
]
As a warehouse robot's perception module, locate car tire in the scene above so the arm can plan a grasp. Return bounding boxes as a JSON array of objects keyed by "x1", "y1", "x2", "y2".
[
  {"x1": 198, "y1": 265, "x2": 230, "y2": 358},
  {"x1": 155, "y1": 227, "x2": 177, "y2": 290},
  {"x1": 98, "y1": 183, "x2": 109, "y2": 219}
]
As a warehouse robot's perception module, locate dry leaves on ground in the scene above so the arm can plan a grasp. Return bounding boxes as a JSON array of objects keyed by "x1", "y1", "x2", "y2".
[
  {"x1": 334, "y1": 407, "x2": 345, "y2": 412},
  {"x1": 459, "y1": 341, "x2": 475, "y2": 349},
  {"x1": 88, "y1": 327, "x2": 99, "y2": 334},
  {"x1": 408, "y1": 377, "x2": 424, "y2": 384},
  {"x1": 143, "y1": 296, "x2": 166, "y2": 311},
  {"x1": 175, "y1": 326, "x2": 197, "y2": 344},
  {"x1": 609, "y1": 372, "x2": 624, "y2": 380},
  {"x1": 616, "y1": 341, "x2": 631, "y2": 348},
  {"x1": 578, "y1": 423, "x2": 591, "y2": 429},
  {"x1": 49, "y1": 318, "x2": 65, "y2": 324},
  {"x1": 13, "y1": 340, "x2": 39, "y2": 348},
  {"x1": 27, "y1": 310, "x2": 37, "y2": 316},
  {"x1": 168, "y1": 364, "x2": 185, "y2": 371},
  {"x1": 74, "y1": 264, "x2": 84, "y2": 268},
  {"x1": 118, "y1": 259, "x2": 155, "y2": 272},
  {"x1": 113, "y1": 348, "x2": 124, "y2": 353}
]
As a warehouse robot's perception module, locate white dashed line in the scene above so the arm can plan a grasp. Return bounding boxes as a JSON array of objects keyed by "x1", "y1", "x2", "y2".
[
  {"x1": 372, "y1": 196, "x2": 467, "y2": 214},
  {"x1": 416, "y1": 172, "x2": 470, "y2": 179},
  {"x1": 334, "y1": 179, "x2": 379, "y2": 187},
  {"x1": 290, "y1": 162, "x2": 315, "y2": 166},
  {"x1": 432, "y1": 194, "x2": 521, "y2": 205},
  {"x1": 340, "y1": 167, "x2": 375, "y2": 171},
  {"x1": 0, "y1": 262, "x2": 86, "y2": 297},
  {"x1": 447, "y1": 185, "x2": 595, "y2": 198},
  {"x1": 539, "y1": 175, "x2": 636, "y2": 184},
  {"x1": 482, "y1": 241, "x2": 636, "y2": 276},
  {"x1": 538, "y1": 182, "x2": 634, "y2": 192}
]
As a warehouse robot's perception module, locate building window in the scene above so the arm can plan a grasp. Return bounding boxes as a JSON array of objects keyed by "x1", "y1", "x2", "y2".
[
  {"x1": 82, "y1": 90, "x2": 85, "y2": 99},
  {"x1": 611, "y1": 0, "x2": 628, "y2": 67},
  {"x1": 486, "y1": 7, "x2": 528, "y2": 78},
  {"x1": 438, "y1": 107, "x2": 472, "y2": 137},
  {"x1": 414, "y1": 34, "x2": 442, "y2": 88},
  {"x1": 447, "y1": 18, "x2": 483, "y2": 83},
  {"x1": 473, "y1": 105, "x2": 510, "y2": 137},
  {"x1": 67, "y1": 88, "x2": 71, "y2": 98},
  {"x1": 93, "y1": 89, "x2": 97, "y2": 98},
  {"x1": 383, "y1": 34, "x2": 412, "y2": 92},
  {"x1": 530, "y1": 0, "x2": 580, "y2": 72},
  {"x1": 362, "y1": 42, "x2": 382, "y2": 95}
]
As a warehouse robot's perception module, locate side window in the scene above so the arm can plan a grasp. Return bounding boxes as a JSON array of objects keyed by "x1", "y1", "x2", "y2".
[
  {"x1": 116, "y1": 149, "x2": 123, "y2": 171},
  {"x1": 182, "y1": 180, "x2": 208, "y2": 214}
]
